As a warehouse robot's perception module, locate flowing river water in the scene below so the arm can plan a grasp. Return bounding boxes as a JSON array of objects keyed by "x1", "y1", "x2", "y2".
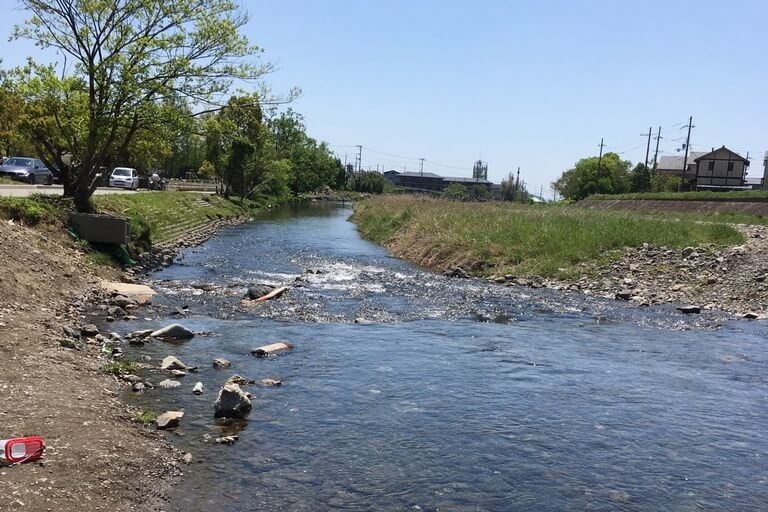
[{"x1": 121, "y1": 202, "x2": 768, "y2": 511}]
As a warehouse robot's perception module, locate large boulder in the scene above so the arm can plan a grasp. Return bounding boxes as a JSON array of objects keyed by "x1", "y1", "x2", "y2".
[
  {"x1": 160, "y1": 356, "x2": 187, "y2": 371},
  {"x1": 151, "y1": 324, "x2": 195, "y2": 340},
  {"x1": 156, "y1": 410, "x2": 184, "y2": 429},
  {"x1": 214, "y1": 383, "x2": 252, "y2": 419}
]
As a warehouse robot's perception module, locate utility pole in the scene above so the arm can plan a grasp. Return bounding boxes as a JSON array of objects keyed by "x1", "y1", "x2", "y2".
[
  {"x1": 419, "y1": 158, "x2": 425, "y2": 178},
  {"x1": 355, "y1": 145, "x2": 362, "y2": 173},
  {"x1": 680, "y1": 116, "x2": 694, "y2": 192},
  {"x1": 652, "y1": 126, "x2": 662, "y2": 172},
  {"x1": 515, "y1": 167, "x2": 520, "y2": 198},
  {"x1": 596, "y1": 138, "x2": 605, "y2": 184},
  {"x1": 642, "y1": 126, "x2": 652, "y2": 170}
]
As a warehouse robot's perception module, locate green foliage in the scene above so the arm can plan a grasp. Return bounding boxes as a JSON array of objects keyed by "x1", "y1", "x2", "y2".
[
  {"x1": 100, "y1": 361, "x2": 139, "y2": 376},
  {"x1": 553, "y1": 153, "x2": 632, "y2": 200},
  {"x1": 443, "y1": 183, "x2": 468, "y2": 200},
  {"x1": 353, "y1": 196, "x2": 744, "y2": 278},
  {"x1": 630, "y1": 163, "x2": 651, "y2": 193},
  {"x1": 650, "y1": 172, "x2": 681, "y2": 193},
  {"x1": 135, "y1": 410, "x2": 158, "y2": 425},
  {"x1": 268, "y1": 110, "x2": 344, "y2": 194},
  {"x1": 0, "y1": 196, "x2": 59, "y2": 225},
  {"x1": 11, "y1": 0, "x2": 268, "y2": 210},
  {"x1": 348, "y1": 171, "x2": 389, "y2": 194}
]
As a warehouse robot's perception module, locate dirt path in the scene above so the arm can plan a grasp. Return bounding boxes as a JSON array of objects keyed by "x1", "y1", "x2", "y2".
[{"x1": 0, "y1": 220, "x2": 177, "y2": 511}]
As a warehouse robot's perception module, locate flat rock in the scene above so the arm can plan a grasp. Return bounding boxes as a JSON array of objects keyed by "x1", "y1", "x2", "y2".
[
  {"x1": 261, "y1": 378, "x2": 282, "y2": 387},
  {"x1": 151, "y1": 324, "x2": 195, "y2": 340},
  {"x1": 158, "y1": 379, "x2": 181, "y2": 389},
  {"x1": 170, "y1": 369, "x2": 187, "y2": 377},
  {"x1": 101, "y1": 280, "x2": 155, "y2": 305},
  {"x1": 156, "y1": 410, "x2": 184, "y2": 429},
  {"x1": 251, "y1": 342, "x2": 293, "y2": 358},
  {"x1": 215, "y1": 435, "x2": 239, "y2": 445},
  {"x1": 677, "y1": 305, "x2": 701, "y2": 314}
]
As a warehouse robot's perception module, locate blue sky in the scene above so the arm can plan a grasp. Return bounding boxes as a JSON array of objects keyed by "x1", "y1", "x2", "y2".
[{"x1": 1, "y1": 0, "x2": 766, "y2": 195}]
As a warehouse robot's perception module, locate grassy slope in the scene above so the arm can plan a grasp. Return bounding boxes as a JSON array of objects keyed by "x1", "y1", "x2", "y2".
[
  {"x1": 352, "y1": 196, "x2": 744, "y2": 278},
  {"x1": 0, "y1": 192, "x2": 274, "y2": 245},
  {"x1": 591, "y1": 190, "x2": 768, "y2": 201}
]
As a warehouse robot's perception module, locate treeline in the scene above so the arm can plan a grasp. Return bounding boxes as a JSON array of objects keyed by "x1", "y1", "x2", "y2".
[
  {"x1": 0, "y1": 0, "x2": 350, "y2": 211},
  {"x1": 552, "y1": 153, "x2": 680, "y2": 201}
]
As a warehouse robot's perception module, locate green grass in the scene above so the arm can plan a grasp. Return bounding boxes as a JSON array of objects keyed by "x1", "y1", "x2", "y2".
[
  {"x1": 591, "y1": 190, "x2": 768, "y2": 201},
  {"x1": 352, "y1": 196, "x2": 744, "y2": 279},
  {"x1": 135, "y1": 410, "x2": 158, "y2": 425},
  {"x1": 100, "y1": 360, "x2": 139, "y2": 376},
  {"x1": 0, "y1": 177, "x2": 18, "y2": 185},
  {"x1": 0, "y1": 196, "x2": 63, "y2": 225}
]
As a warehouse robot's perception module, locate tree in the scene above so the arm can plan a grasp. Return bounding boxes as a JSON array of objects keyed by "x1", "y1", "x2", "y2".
[
  {"x1": 268, "y1": 110, "x2": 343, "y2": 193},
  {"x1": 11, "y1": 0, "x2": 267, "y2": 211},
  {"x1": 348, "y1": 171, "x2": 388, "y2": 194},
  {"x1": 552, "y1": 153, "x2": 631, "y2": 200},
  {"x1": 629, "y1": 163, "x2": 651, "y2": 193},
  {"x1": 469, "y1": 185, "x2": 491, "y2": 201},
  {"x1": 0, "y1": 87, "x2": 34, "y2": 157}
]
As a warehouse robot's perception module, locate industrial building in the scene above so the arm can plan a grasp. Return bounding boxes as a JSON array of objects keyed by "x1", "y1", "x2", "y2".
[{"x1": 383, "y1": 161, "x2": 494, "y2": 192}]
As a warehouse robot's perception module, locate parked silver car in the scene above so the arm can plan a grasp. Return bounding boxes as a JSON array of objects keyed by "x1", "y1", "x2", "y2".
[{"x1": 0, "y1": 157, "x2": 54, "y2": 185}]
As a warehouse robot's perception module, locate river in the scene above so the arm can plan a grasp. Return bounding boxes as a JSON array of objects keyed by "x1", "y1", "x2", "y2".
[{"x1": 121, "y1": 202, "x2": 768, "y2": 511}]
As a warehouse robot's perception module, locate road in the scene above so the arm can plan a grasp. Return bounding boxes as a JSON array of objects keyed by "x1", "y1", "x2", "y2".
[{"x1": 0, "y1": 184, "x2": 140, "y2": 197}]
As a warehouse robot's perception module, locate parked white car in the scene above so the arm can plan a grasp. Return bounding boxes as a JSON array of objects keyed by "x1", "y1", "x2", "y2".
[{"x1": 109, "y1": 167, "x2": 139, "y2": 189}]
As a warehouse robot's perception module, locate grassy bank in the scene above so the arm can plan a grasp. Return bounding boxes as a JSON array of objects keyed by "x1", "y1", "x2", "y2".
[
  {"x1": 591, "y1": 190, "x2": 768, "y2": 201},
  {"x1": 352, "y1": 196, "x2": 744, "y2": 278},
  {"x1": 93, "y1": 192, "x2": 271, "y2": 245},
  {"x1": 0, "y1": 191, "x2": 275, "y2": 248}
]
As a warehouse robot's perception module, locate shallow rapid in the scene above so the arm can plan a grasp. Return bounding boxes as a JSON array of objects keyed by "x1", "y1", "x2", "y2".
[{"x1": 121, "y1": 202, "x2": 768, "y2": 511}]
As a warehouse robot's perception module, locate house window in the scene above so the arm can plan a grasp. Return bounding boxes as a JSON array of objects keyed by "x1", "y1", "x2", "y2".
[
  {"x1": 707, "y1": 161, "x2": 715, "y2": 171},
  {"x1": 727, "y1": 162, "x2": 735, "y2": 173}
]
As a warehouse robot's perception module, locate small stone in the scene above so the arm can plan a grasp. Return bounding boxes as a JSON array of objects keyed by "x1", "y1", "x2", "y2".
[
  {"x1": 59, "y1": 338, "x2": 82, "y2": 350},
  {"x1": 215, "y1": 435, "x2": 239, "y2": 445},
  {"x1": 181, "y1": 452, "x2": 194, "y2": 464},
  {"x1": 170, "y1": 369, "x2": 187, "y2": 377},
  {"x1": 131, "y1": 382, "x2": 146, "y2": 393},
  {"x1": 742, "y1": 312, "x2": 759, "y2": 320},
  {"x1": 156, "y1": 410, "x2": 184, "y2": 430},
  {"x1": 192, "y1": 382, "x2": 204, "y2": 395},
  {"x1": 158, "y1": 379, "x2": 181, "y2": 389},
  {"x1": 677, "y1": 305, "x2": 701, "y2": 314},
  {"x1": 81, "y1": 324, "x2": 99, "y2": 337},
  {"x1": 261, "y1": 378, "x2": 282, "y2": 387},
  {"x1": 212, "y1": 358, "x2": 231, "y2": 369},
  {"x1": 615, "y1": 290, "x2": 633, "y2": 301}
]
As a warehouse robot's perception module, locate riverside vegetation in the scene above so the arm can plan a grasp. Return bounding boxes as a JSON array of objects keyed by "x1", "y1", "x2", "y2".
[
  {"x1": 352, "y1": 195, "x2": 743, "y2": 278},
  {"x1": 352, "y1": 195, "x2": 768, "y2": 315}
]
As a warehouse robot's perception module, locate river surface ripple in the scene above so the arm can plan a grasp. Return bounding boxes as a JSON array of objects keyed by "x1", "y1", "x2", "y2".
[{"x1": 120, "y1": 202, "x2": 768, "y2": 511}]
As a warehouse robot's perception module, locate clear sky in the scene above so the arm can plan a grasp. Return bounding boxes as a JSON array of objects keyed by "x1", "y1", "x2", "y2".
[{"x1": 1, "y1": 0, "x2": 766, "y2": 196}]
